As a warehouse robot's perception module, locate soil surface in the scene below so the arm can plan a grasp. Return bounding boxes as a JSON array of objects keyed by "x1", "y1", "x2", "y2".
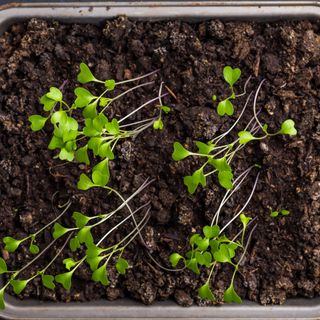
[{"x1": 0, "y1": 17, "x2": 319, "y2": 306}]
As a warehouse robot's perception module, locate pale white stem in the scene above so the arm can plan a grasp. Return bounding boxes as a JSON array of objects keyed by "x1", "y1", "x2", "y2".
[
  {"x1": 253, "y1": 79, "x2": 266, "y2": 130},
  {"x1": 235, "y1": 76, "x2": 252, "y2": 98},
  {"x1": 116, "y1": 69, "x2": 160, "y2": 85}
]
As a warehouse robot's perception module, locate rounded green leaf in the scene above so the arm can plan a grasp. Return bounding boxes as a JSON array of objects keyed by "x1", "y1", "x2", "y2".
[
  {"x1": 40, "y1": 94, "x2": 56, "y2": 111},
  {"x1": 77, "y1": 174, "x2": 95, "y2": 190},
  {"x1": 160, "y1": 105, "x2": 171, "y2": 114},
  {"x1": 172, "y1": 142, "x2": 190, "y2": 161},
  {"x1": 116, "y1": 258, "x2": 129, "y2": 275},
  {"x1": 217, "y1": 99, "x2": 234, "y2": 116},
  {"x1": 153, "y1": 118, "x2": 164, "y2": 130},
  {"x1": 52, "y1": 223, "x2": 71, "y2": 239},
  {"x1": 169, "y1": 253, "x2": 184, "y2": 268},
  {"x1": 224, "y1": 284, "x2": 242, "y2": 304},
  {"x1": 29, "y1": 243, "x2": 40, "y2": 254},
  {"x1": 77, "y1": 62, "x2": 97, "y2": 84},
  {"x1": 10, "y1": 279, "x2": 29, "y2": 295},
  {"x1": 279, "y1": 119, "x2": 297, "y2": 136},
  {"x1": 46, "y1": 87, "x2": 62, "y2": 102},
  {"x1": 218, "y1": 171, "x2": 233, "y2": 190},
  {"x1": 223, "y1": 66, "x2": 241, "y2": 87},
  {"x1": 0, "y1": 258, "x2": 8, "y2": 274},
  {"x1": 55, "y1": 271, "x2": 74, "y2": 290},
  {"x1": 203, "y1": 225, "x2": 220, "y2": 239},
  {"x1": 86, "y1": 256, "x2": 105, "y2": 271},
  {"x1": 105, "y1": 118, "x2": 120, "y2": 135},
  {"x1": 280, "y1": 209, "x2": 290, "y2": 216},
  {"x1": 3, "y1": 236, "x2": 22, "y2": 253},
  {"x1": 198, "y1": 283, "x2": 215, "y2": 301},
  {"x1": 270, "y1": 211, "x2": 279, "y2": 218},
  {"x1": 186, "y1": 258, "x2": 200, "y2": 274},
  {"x1": 76, "y1": 226, "x2": 93, "y2": 246},
  {"x1": 195, "y1": 237, "x2": 209, "y2": 251},
  {"x1": 240, "y1": 213, "x2": 252, "y2": 229},
  {"x1": 63, "y1": 258, "x2": 78, "y2": 271},
  {"x1": 41, "y1": 274, "x2": 55, "y2": 290},
  {"x1": 105, "y1": 79, "x2": 116, "y2": 90},
  {"x1": 75, "y1": 145, "x2": 90, "y2": 165},
  {"x1": 48, "y1": 135, "x2": 64, "y2": 150},
  {"x1": 29, "y1": 115, "x2": 47, "y2": 131},
  {"x1": 74, "y1": 87, "x2": 95, "y2": 108},
  {"x1": 238, "y1": 131, "x2": 256, "y2": 145},
  {"x1": 51, "y1": 110, "x2": 67, "y2": 125},
  {"x1": 69, "y1": 236, "x2": 81, "y2": 252},
  {"x1": 189, "y1": 234, "x2": 201, "y2": 246},
  {"x1": 195, "y1": 141, "x2": 215, "y2": 155},
  {"x1": 72, "y1": 211, "x2": 90, "y2": 228},
  {"x1": 183, "y1": 167, "x2": 206, "y2": 194},
  {"x1": 86, "y1": 244, "x2": 105, "y2": 258},
  {"x1": 58, "y1": 148, "x2": 74, "y2": 162},
  {"x1": 92, "y1": 264, "x2": 109, "y2": 286}
]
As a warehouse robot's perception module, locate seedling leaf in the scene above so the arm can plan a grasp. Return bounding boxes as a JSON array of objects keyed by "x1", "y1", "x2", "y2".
[
  {"x1": 169, "y1": 253, "x2": 184, "y2": 268},
  {"x1": 238, "y1": 131, "x2": 256, "y2": 145},
  {"x1": 29, "y1": 243, "x2": 40, "y2": 254},
  {"x1": 198, "y1": 283, "x2": 215, "y2": 301},
  {"x1": 72, "y1": 211, "x2": 90, "y2": 228},
  {"x1": 223, "y1": 66, "x2": 241, "y2": 87},
  {"x1": 52, "y1": 223, "x2": 71, "y2": 239},
  {"x1": 0, "y1": 287, "x2": 5, "y2": 310},
  {"x1": 224, "y1": 284, "x2": 242, "y2": 304},
  {"x1": 46, "y1": 87, "x2": 62, "y2": 102},
  {"x1": 279, "y1": 119, "x2": 297, "y2": 136},
  {"x1": 77, "y1": 174, "x2": 96, "y2": 190},
  {"x1": 183, "y1": 167, "x2": 206, "y2": 194},
  {"x1": 92, "y1": 264, "x2": 109, "y2": 286},
  {"x1": 63, "y1": 258, "x2": 78, "y2": 271},
  {"x1": 153, "y1": 118, "x2": 164, "y2": 130},
  {"x1": 77, "y1": 63, "x2": 97, "y2": 84},
  {"x1": 69, "y1": 237, "x2": 81, "y2": 252},
  {"x1": 217, "y1": 99, "x2": 234, "y2": 116},
  {"x1": 55, "y1": 271, "x2": 74, "y2": 290},
  {"x1": 186, "y1": 258, "x2": 200, "y2": 274},
  {"x1": 76, "y1": 226, "x2": 94, "y2": 246},
  {"x1": 0, "y1": 258, "x2": 7, "y2": 274},
  {"x1": 10, "y1": 279, "x2": 29, "y2": 295},
  {"x1": 116, "y1": 258, "x2": 129, "y2": 275},
  {"x1": 3, "y1": 236, "x2": 22, "y2": 253},
  {"x1": 41, "y1": 274, "x2": 55, "y2": 290},
  {"x1": 75, "y1": 145, "x2": 90, "y2": 165},
  {"x1": 105, "y1": 79, "x2": 116, "y2": 90},
  {"x1": 29, "y1": 115, "x2": 47, "y2": 131},
  {"x1": 218, "y1": 170, "x2": 233, "y2": 190},
  {"x1": 172, "y1": 142, "x2": 190, "y2": 161},
  {"x1": 203, "y1": 225, "x2": 220, "y2": 239}
]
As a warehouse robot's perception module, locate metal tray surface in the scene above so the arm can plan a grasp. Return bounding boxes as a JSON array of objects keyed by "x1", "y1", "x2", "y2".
[{"x1": 0, "y1": 2, "x2": 319, "y2": 319}]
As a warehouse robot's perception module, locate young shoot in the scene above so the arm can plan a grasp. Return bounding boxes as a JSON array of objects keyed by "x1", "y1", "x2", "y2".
[
  {"x1": 29, "y1": 63, "x2": 170, "y2": 190},
  {"x1": 270, "y1": 209, "x2": 290, "y2": 218},
  {"x1": 213, "y1": 66, "x2": 241, "y2": 116},
  {"x1": 173, "y1": 73, "x2": 297, "y2": 194}
]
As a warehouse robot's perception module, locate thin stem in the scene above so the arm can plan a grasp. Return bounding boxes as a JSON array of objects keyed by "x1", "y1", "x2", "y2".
[
  {"x1": 119, "y1": 117, "x2": 157, "y2": 129},
  {"x1": 116, "y1": 69, "x2": 160, "y2": 85},
  {"x1": 253, "y1": 79, "x2": 266, "y2": 131},
  {"x1": 219, "y1": 172, "x2": 260, "y2": 235},
  {"x1": 237, "y1": 224, "x2": 257, "y2": 266},
  {"x1": 235, "y1": 76, "x2": 252, "y2": 98}
]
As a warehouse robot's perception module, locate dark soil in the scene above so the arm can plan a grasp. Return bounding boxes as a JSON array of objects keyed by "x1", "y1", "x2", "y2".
[{"x1": 0, "y1": 17, "x2": 319, "y2": 306}]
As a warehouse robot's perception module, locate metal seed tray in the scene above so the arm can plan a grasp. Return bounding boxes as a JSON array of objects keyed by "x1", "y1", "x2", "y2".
[{"x1": 0, "y1": 1, "x2": 319, "y2": 319}]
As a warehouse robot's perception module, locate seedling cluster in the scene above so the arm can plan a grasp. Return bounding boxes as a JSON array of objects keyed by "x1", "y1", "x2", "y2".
[
  {"x1": 29, "y1": 63, "x2": 170, "y2": 190},
  {"x1": 172, "y1": 67, "x2": 297, "y2": 194},
  {"x1": 0, "y1": 179, "x2": 152, "y2": 309}
]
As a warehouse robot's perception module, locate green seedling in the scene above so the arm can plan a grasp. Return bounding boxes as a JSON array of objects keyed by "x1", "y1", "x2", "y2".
[
  {"x1": 173, "y1": 72, "x2": 297, "y2": 194},
  {"x1": 169, "y1": 214, "x2": 252, "y2": 304},
  {"x1": 29, "y1": 63, "x2": 170, "y2": 190},
  {"x1": 213, "y1": 66, "x2": 241, "y2": 116},
  {"x1": 270, "y1": 209, "x2": 290, "y2": 218}
]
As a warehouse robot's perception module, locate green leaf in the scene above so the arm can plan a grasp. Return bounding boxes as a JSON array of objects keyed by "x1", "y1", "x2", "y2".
[
  {"x1": 40, "y1": 94, "x2": 56, "y2": 111},
  {"x1": 41, "y1": 274, "x2": 55, "y2": 290},
  {"x1": 77, "y1": 174, "x2": 96, "y2": 190},
  {"x1": 48, "y1": 135, "x2": 64, "y2": 150},
  {"x1": 0, "y1": 287, "x2": 5, "y2": 310},
  {"x1": 105, "y1": 118, "x2": 120, "y2": 135},
  {"x1": 186, "y1": 258, "x2": 200, "y2": 274},
  {"x1": 74, "y1": 87, "x2": 95, "y2": 108},
  {"x1": 213, "y1": 244, "x2": 232, "y2": 264},
  {"x1": 29, "y1": 115, "x2": 47, "y2": 131},
  {"x1": 223, "y1": 66, "x2": 241, "y2": 87},
  {"x1": 198, "y1": 283, "x2": 215, "y2": 301},
  {"x1": 98, "y1": 142, "x2": 115, "y2": 159},
  {"x1": 209, "y1": 239, "x2": 220, "y2": 255},
  {"x1": 46, "y1": 87, "x2": 62, "y2": 102},
  {"x1": 238, "y1": 131, "x2": 256, "y2": 145},
  {"x1": 64, "y1": 141, "x2": 77, "y2": 152},
  {"x1": 189, "y1": 234, "x2": 201, "y2": 246},
  {"x1": 270, "y1": 211, "x2": 279, "y2": 218},
  {"x1": 0, "y1": 258, "x2": 8, "y2": 274},
  {"x1": 93, "y1": 114, "x2": 108, "y2": 132},
  {"x1": 212, "y1": 95, "x2": 217, "y2": 102},
  {"x1": 52, "y1": 223, "x2": 71, "y2": 239},
  {"x1": 58, "y1": 148, "x2": 74, "y2": 162},
  {"x1": 55, "y1": 271, "x2": 74, "y2": 290},
  {"x1": 160, "y1": 105, "x2": 171, "y2": 114},
  {"x1": 75, "y1": 145, "x2": 90, "y2": 165},
  {"x1": 92, "y1": 264, "x2": 109, "y2": 286},
  {"x1": 217, "y1": 99, "x2": 234, "y2": 116},
  {"x1": 184, "y1": 167, "x2": 206, "y2": 194},
  {"x1": 209, "y1": 157, "x2": 231, "y2": 172},
  {"x1": 195, "y1": 141, "x2": 215, "y2": 155},
  {"x1": 203, "y1": 225, "x2": 220, "y2": 239},
  {"x1": 240, "y1": 213, "x2": 252, "y2": 230},
  {"x1": 76, "y1": 226, "x2": 94, "y2": 246},
  {"x1": 77, "y1": 62, "x2": 97, "y2": 84},
  {"x1": 195, "y1": 251, "x2": 212, "y2": 267},
  {"x1": 72, "y1": 211, "x2": 91, "y2": 228},
  {"x1": 63, "y1": 258, "x2": 78, "y2": 271},
  {"x1": 172, "y1": 142, "x2": 190, "y2": 161},
  {"x1": 29, "y1": 243, "x2": 40, "y2": 254},
  {"x1": 3, "y1": 236, "x2": 22, "y2": 253},
  {"x1": 86, "y1": 255, "x2": 105, "y2": 271},
  {"x1": 83, "y1": 102, "x2": 98, "y2": 119},
  {"x1": 86, "y1": 244, "x2": 105, "y2": 258},
  {"x1": 51, "y1": 110, "x2": 68, "y2": 125},
  {"x1": 280, "y1": 209, "x2": 290, "y2": 216},
  {"x1": 195, "y1": 236, "x2": 209, "y2": 251},
  {"x1": 169, "y1": 253, "x2": 184, "y2": 268},
  {"x1": 224, "y1": 284, "x2": 242, "y2": 304},
  {"x1": 62, "y1": 130, "x2": 78, "y2": 143},
  {"x1": 92, "y1": 159, "x2": 110, "y2": 186},
  {"x1": 10, "y1": 279, "x2": 29, "y2": 295},
  {"x1": 218, "y1": 170, "x2": 233, "y2": 190},
  {"x1": 99, "y1": 97, "x2": 112, "y2": 107},
  {"x1": 69, "y1": 237, "x2": 81, "y2": 252},
  {"x1": 153, "y1": 118, "x2": 164, "y2": 130},
  {"x1": 279, "y1": 119, "x2": 297, "y2": 136},
  {"x1": 105, "y1": 79, "x2": 116, "y2": 90},
  {"x1": 116, "y1": 258, "x2": 129, "y2": 275}
]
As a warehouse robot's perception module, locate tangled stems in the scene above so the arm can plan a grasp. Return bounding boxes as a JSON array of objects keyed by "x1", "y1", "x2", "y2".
[
  {"x1": 172, "y1": 70, "x2": 297, "y2": 194},
  {"x1": 29, "y1": 63, "x2": 170, "y2": 191}
]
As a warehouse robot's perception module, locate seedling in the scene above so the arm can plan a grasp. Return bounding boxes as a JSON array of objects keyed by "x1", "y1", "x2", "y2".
[
  {"x1": 173, "y1": 71, "x2": 297, "y2": 194},
  {"x1": 270, "y1": 209, "x2": 290, "y2": 218},
  {"x1": 29, "y1": 63, "x2": 170, "y2": 190},
  {"x1": 0, "y1": 179, "x2": 152, "y2": 309},
  {"x1": 213, "y1": 66, "x2": 241, "y2": 116}
]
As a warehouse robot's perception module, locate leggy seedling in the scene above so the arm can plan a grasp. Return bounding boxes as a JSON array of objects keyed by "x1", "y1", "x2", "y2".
[
  {"x1": 29, "y1": 63, "x2": 170, "y2": 190},
  {"x1": 173, "y1": 70, "x2": 297, "y2": 194}
]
